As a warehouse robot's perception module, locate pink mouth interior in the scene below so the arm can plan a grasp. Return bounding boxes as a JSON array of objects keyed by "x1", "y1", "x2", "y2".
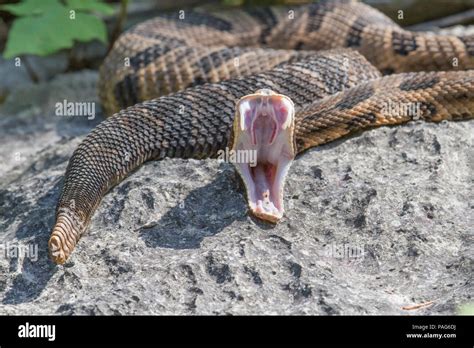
[{"x1": 234, "y1": 92, "x2": 295, "y2": 222}]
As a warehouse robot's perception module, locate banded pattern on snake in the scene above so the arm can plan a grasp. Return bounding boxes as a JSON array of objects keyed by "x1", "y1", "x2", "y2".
[{"x1": 49, "y1": 0, "x2": 474, "y2": 264}]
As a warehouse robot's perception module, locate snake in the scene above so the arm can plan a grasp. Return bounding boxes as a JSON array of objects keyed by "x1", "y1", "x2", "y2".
[{"x1": 48, "y1": 0, "x2": 474, "y2": 264}]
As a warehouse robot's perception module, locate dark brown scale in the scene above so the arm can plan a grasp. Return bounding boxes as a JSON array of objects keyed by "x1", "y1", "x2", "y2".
[
  {"x1": 113, "y1": 75, "x2": 139, "y2": 109},
  {"x1": 346, "y1": 112, "x2": 377, "y2": 130},
  {"x1": 335, "y1": 84, "x2": 374, "y2": 110},
  {"x1": 459, "y1": 36, "x2": 474, "y2": 56},
  {"x1": 391, "y1": 31, "x2": 418, "y2": 56},
  {"x1": 159, "y1": 10, "x2": 234, "y2": 32},
  {"x1": 306, "y1": 0, "x2": 338, "y2": 33},
  {"x1": 245, "y1": 7, "x2": 278, "y2": 44},
  {"x1": 128, "y1": 42, "x2": 183, "y2": 70},
  {"x1": 399, "y1": 75, "x2": 440, "y2": 91},
  {"x1": 345, "y1": 18, "x2": 367, "y2": 48},
  {"x1": 418, "y1": 102, "x2": 438, "y2": 120}
]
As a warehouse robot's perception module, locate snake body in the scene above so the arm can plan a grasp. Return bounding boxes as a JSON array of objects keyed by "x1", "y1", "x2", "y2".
[
  {"x1": 99, "y1": 0, "x2": 474, "y2": 115},
  {"x1": 49, "y1": 0, "x2": 474, "y2": 264}
]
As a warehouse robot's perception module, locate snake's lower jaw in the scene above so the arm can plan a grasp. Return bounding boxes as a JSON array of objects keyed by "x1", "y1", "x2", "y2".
[
  {"x1": 243, "y1": 155, "x2": 293, "y2": 224},
  {"x1": 231, "y1": 89, "x2": 296, "y2": 224},
  {"x1": 249, "y1": 199, "x2": 284, "y2": 224}
]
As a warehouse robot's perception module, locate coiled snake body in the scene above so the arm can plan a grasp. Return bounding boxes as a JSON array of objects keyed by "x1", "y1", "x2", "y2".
[{"x1": 49, "y1": 0, "x2": 474, "y2": 264}]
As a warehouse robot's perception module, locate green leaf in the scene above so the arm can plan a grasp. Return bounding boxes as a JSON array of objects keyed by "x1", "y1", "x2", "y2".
[
  {"x1": 3, "y1": 12, "x2": 70, "y2": 58},
  {"x1": 0, "y1": 0, "x2": 61, "y2": 16},
  {"x1": 3, "y1": 5, "x2": 107, "y2": 58},
  {"x1": 69, "y1": 11, "x2": 108, "y2": 43},
  {"x1": 66, "y1": 0, "x2": 115, "y2": 15}
]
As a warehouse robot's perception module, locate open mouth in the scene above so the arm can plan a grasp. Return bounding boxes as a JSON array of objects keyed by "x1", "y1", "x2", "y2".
[{"x1": 231, "y1": 89, "x2": 296, "y2": 223}]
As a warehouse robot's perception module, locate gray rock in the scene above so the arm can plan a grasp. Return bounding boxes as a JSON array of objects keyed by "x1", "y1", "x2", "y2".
[
  {"x1": 0, "y1": 57, "x2": 33, "y2": 101},
  {"x1": 0, "y1": 53, "x2": 70, "y2": 98},
  {"x1": 0, "y1": 71, "x2": 472, "y2": 315},
  {"x1": 24, "y1": 53, "x2": 70, "y2": 82},
  {"x1": 0, "y1": 70, "x2": 101, "y2": 179}
]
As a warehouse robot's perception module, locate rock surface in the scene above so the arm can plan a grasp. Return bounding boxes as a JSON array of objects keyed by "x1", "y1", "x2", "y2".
[{"x1": 0, "y1": 70, "x2": 472, "y2": 315}]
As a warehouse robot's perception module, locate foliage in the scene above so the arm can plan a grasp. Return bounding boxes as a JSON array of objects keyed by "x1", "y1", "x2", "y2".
[{"x1": 1, "y1": 0, "x2": 114, "y2": 58}]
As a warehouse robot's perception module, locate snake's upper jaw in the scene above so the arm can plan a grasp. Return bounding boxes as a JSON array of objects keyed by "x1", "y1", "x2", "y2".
[{"x1": 231, "y1": 89, "x2": 296, "y2": 223}]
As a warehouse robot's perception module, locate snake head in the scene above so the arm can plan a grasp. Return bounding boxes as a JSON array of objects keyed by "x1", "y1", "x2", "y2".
[{"x1": 230, "y1": 89, "x2": 296, "y2": 223}]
